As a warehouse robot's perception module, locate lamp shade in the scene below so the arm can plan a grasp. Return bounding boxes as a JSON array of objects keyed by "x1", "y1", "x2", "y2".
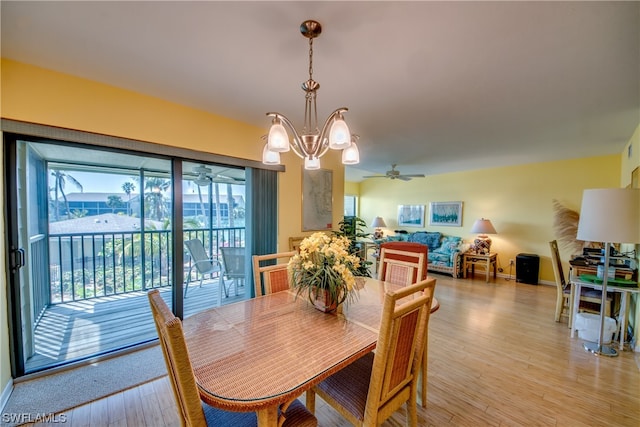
[
  {"x1": 371, "y1": 216, "x2": 387, "y2": 228},
  {"x1": 470, "y1": 218, "x2": 497, "y2": 235},
  {"x1": 341, "y1": 142, "x2": 360, "y2": 164},
  {"x1": 577, "y1": 188, "x2": 640, "y2": 244}
]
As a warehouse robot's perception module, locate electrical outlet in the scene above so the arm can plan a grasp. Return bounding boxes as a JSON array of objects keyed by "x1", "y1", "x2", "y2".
[{"x1": 509, "y1": 259, "x2": 514, "y2": 265}]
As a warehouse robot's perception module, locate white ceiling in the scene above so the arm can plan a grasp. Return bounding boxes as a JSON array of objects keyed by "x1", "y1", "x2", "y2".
[{"x1": 2, "y1": 1, "x2": 639, "y2": 182}]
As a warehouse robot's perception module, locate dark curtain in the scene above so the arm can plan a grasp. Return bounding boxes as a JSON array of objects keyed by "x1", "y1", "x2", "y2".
[{"x1": 246, "y1": 168, "x2": 278, "y2": 297}]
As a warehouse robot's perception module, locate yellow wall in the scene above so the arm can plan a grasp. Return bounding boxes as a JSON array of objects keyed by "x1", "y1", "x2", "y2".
[
  {"x1": 0, "y1": 59, "x2": 344, "y2": 387},
  {"x1": 621, "y1": 124, "x2": 640, "y2": 187},
  {"x1": 620, "y1": 123, "x2": 640, "y2": 341},
  {"x1": 355, "y1": 155, "x2": 621, "y2": 283}
]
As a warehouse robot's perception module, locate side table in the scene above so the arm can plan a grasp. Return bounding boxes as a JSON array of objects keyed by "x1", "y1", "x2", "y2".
[{"x1": 463, "y1": 252, "x2": 497, "y2": 283}]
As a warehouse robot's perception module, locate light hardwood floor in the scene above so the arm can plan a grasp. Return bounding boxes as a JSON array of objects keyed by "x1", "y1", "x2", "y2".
[{"x1": 25, "y1": 274, "x2": 640, "y2": 426}]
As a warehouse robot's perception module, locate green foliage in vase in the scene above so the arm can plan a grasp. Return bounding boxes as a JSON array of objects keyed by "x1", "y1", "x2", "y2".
[{"x1": 288, "y1": 232, "x2": 361, "y2": 306}]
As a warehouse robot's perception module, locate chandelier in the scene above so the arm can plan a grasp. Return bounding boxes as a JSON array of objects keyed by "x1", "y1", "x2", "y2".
[{"x1": 262, "y1": 20, "x2": 360, "y2": 170}]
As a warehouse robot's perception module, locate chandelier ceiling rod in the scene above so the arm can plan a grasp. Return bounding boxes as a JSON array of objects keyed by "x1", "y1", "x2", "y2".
[{"x1": 262, "y1": 20, "x2": 360, "y2": 170}]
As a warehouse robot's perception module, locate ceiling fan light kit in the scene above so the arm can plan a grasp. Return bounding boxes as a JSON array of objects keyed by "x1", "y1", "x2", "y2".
[
  {"x1": 363, "y1": 164, "x2": 425, "y2": 181},
  {"x1": 261, "y1": 20, "x2": 359, "y2": 170}
]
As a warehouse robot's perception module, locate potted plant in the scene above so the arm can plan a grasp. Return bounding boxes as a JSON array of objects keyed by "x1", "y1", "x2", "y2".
[
  {"x1": 334, "y1": 215, "x2": 372, "y2": 277},
  {"x1": 288, "y1": 232, "x2": 362, "y2": 312}
]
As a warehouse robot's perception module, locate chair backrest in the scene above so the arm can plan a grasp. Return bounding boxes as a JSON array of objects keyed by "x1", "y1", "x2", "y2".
[
  {"x1": 366, "y1": 278, "x2": 436, "y2": 418},
  {"x1": 185, "y1": 239, "x2": 216, "y2": 275},
  {"x1": 379, "y1": 242, "x2": 428, "y2": 285},
  {"x1": 220, "y1": 247, "x2": 245, "y2": 279},
  {"x1": 289, "y1": 236, "x2": 305, "y2": 252},
  {"x1": 549, "y1": 240, "x2": 567, "y2": 290},
  {"x1": 252, "y1": 251, "x2": 297, "y2": 297},
  {"x1": 147, "y1": 289, "x2": 207, "y2": 427}
]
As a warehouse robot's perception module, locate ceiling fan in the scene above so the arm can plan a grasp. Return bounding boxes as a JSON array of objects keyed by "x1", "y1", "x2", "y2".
[
  {"x1": 363, "y1": 164, "x2": 425, "y2": 181},
  {"x1": 193, "y1": 165, "x2": 212, "y2": 186},
  {"x1": 193, "y1": 165, "x2": 245, "y2": 186}
]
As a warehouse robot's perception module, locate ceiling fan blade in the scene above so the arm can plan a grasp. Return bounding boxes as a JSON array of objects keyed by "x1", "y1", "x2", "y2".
[
  {"x1": 400, "y1": 174, "x2": 426, "y2": 178},
  {"x1": 397, "y1": 176, "x2": 412, "y2": 181},
  {"x1": 362, "y1": 175, "x2": 388, "y2": 179}
]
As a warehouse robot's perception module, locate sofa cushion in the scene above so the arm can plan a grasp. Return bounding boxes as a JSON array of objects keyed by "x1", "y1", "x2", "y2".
[
  {"x1": 428, "y1": 252, "x2": 451, "y2": 264},
  {"x1": 408, "y1": 232, "x2": 441, "y2": 251},
  {"x1": 433, "y1": 236, "x2": 462, "y2": 254}
]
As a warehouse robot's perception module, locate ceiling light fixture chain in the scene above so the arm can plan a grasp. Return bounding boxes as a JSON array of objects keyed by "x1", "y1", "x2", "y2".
[{"x1": 261, "y1": 19, "x2": 360, "y2": 170}]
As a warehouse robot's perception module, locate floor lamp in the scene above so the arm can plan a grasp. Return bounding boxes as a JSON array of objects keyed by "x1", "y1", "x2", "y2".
[{"x1": 576, "y1": 188, "x2": 640, "y2": 357}]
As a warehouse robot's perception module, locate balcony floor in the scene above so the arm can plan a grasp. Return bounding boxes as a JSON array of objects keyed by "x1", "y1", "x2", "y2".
[{"x1": 27, "y1": 278, "x2": 246, "y2": 373}]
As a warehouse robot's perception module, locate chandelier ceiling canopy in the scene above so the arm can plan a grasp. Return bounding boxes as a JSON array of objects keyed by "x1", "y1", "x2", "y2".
[{"x1": 262, "y1": 20, "x2": 359, "y2": 170}]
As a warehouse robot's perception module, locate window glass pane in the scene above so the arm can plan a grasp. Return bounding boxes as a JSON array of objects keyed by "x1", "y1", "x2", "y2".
[{"x1": 344, "y1": 195, "x2": 357, "y2": 216}]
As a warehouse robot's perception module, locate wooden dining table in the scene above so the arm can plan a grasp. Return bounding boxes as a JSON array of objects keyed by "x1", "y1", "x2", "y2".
[{"x1": 182, "y1": 276, "x2": 439, "y2": 427}]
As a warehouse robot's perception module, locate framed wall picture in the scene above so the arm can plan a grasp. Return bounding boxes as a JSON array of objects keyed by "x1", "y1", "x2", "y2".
[
  {"x1": 302, "y1": 168, "x2": 333, "y2": 231},
  {"x1": 429, "y1": 201, "x2": 463, "y2": 227},
  {"x1": 397, "y1": 205, "x2": 425, "y2": 227}
]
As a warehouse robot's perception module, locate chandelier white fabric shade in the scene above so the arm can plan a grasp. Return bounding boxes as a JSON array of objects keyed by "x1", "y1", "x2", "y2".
[
  {"x1": 262, "y1": 20, "x2": 359, "y2": 170},
  {"x1": 576, "y1": 188, "x2": 640, "y2": 243}
]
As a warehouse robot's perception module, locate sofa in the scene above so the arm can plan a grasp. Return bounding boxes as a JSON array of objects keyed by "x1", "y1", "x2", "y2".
[{"x1": 376, "y1": 231, "x2": 465, "y2": 277}]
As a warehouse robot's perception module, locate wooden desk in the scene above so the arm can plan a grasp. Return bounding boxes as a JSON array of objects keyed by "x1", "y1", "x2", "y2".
[
  {"x1": 182, "y1": 277, "x2": 438, "y2": 427},
  {"x1": 570, "y1": 276, "x2": 639, "y2": 351},
  {"x1": 463, "y1": 252, "x2": 497, "y2": 282}
]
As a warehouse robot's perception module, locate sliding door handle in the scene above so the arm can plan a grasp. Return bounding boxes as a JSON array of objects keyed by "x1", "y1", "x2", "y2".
[{"x1": 11, "y1": 248, "x2": 25, "y2": 272}]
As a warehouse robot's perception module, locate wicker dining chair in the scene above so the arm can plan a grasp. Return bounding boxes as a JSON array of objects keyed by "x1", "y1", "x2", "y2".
[
  {"x1": 306, "y1": 278, "x2": 437, "y2": 426},
  {"x1": 378, "y1": 242, "x2": 428, "y2": 286},
  {"x1": 378, "y1": 241, "x2": 430, "y2": 408},
  {"x1": 147, "y1": 289, "x2": 317, "y2": 427},
  {"x1": 549, "y1": 240, "x2": 611, "y2": 325},
  {"x1": 252, "y1": 251, "x2": 297, "y2": 297}
]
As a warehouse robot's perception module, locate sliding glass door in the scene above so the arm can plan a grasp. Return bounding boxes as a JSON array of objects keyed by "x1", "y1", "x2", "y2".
[
  {"x1": 4, "y1": 136, "x2": 247, "y2": 375},
  {"x1": 182, "y1": 161, "x2": 247, "y2": 317}
]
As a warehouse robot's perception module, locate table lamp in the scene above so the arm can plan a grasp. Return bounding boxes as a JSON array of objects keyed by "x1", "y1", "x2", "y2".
[
  {"x1": 576, "y1": 188, "x2": 639, "y2": 357},
  {"x1": 371, "y1": 216, "x2": 387, "y2": 240},
  {"x1": 470, "y1": 218, "x2": 497, "y2": 254}
]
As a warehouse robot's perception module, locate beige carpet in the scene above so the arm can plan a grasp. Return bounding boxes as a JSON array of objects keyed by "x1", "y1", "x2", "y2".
[{"x1": 1, "y1": 345, "x2": 165, "y2": 426}]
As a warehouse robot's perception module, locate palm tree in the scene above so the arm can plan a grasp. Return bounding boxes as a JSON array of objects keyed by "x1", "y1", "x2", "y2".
[
  {"x1": 226, "y1": 183, "x2": 234, "y2": 227},
  {"x1": 50, "y1": 170, "x2": 83, "y2": 220},
  {"x1": 195, "y1": 182, "x2": 209, "y2": 227},
  {"x1": 144, "y1": 177, "x2": 170, "y2": 221},
  {"x1": 121, "y1": 181, "x2": 136, "y2": 215},
  {"x1": 107, "y1": 195, "x2": 124, "y2": 213},
  {"x1": 214, "y1": 182, "x2": 222, "y2": 227}
]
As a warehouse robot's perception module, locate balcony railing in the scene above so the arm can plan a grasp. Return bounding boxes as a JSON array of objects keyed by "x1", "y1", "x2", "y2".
[{"x1": 48, "y1": 227, "x2": 245, "y2": 304}]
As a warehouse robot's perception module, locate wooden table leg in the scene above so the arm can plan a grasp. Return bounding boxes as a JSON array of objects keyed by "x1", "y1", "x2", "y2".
[{"x1": 257, "y1": 405, "x2": 278, "y2": 427}]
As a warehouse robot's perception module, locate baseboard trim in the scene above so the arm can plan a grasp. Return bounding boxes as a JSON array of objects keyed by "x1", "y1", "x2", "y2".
[
  {"x1": 495, "y1": 272, "x2": 554, "y2": 286},
  {"x1": 0, "y1": 378, "x2": 14, "y2": 413}
]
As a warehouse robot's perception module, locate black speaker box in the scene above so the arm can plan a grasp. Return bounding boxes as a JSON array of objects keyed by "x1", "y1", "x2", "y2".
[{"x1": 516, "y1": 253, "x2": 539, "y2": 285}]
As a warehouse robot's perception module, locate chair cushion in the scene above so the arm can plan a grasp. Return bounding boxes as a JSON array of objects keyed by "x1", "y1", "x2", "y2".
[
  {"x1": 316, "y1": 352, "x2": 374, "y2": 422},
  {"x1": 203, "y1": 402, "x2": 257, "y2": 426},
  {"x1": 202, "y1": 399, "x2": 316, "y2": 427},
  {"x1": 428, "y1": 252, "x2": 450, "y2": 264}
]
